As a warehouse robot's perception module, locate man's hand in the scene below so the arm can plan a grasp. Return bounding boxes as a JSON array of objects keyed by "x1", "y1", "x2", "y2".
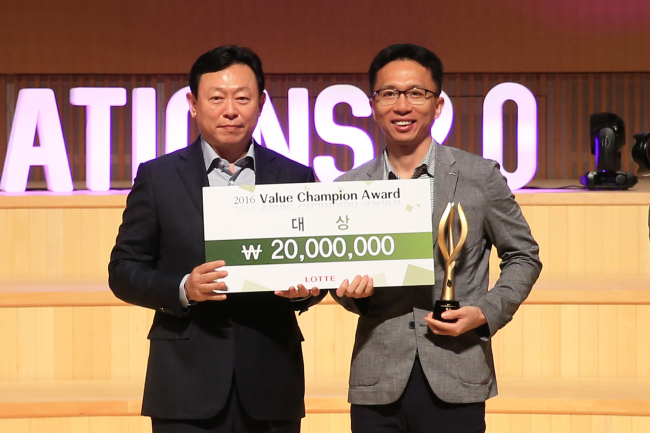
[
  {"x1": 424, "y1": 306, "x2": 487, "y2": 337},
  {"x1": 275, "y1": 284, "x2": 320, "y2": 299},
  {"x1": 185, "y1": 260, "x2": 228, "y2": 302},
  {"x1": 336, "y1": 275, "x2": 374, "y2": 298}
]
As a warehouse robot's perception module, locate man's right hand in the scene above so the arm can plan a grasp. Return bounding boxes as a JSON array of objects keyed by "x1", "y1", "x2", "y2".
[{"x1": 185, "y1": 260, "x2": 228, "y2": 302}]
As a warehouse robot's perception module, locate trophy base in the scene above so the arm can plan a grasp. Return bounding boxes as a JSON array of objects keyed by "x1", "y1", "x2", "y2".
[{"x1": 433, "y1": 300, "x2": 460, "y2": 323}]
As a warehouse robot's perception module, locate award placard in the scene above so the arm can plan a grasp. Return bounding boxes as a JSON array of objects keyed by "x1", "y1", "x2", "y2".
[{"x1": 202, "y1": 179, "x2": 434, "y2": 292}]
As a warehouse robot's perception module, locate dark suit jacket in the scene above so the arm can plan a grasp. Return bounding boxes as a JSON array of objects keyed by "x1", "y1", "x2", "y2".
[{"x1": 108, "y1": 138, "x2": 321, "y2": 421}]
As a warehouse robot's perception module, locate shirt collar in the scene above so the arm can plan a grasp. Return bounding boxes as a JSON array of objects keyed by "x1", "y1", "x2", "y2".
[
  {"x1": 383, "y1": 138, "x2": 436, "y2": 180},
  {"x1": 201, "y1": 137, "x2": 256, "y2": 172}
]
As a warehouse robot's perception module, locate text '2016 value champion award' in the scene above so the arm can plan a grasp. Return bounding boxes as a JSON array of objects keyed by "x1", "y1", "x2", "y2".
[{"x1": 433, "y1": 202, "x2": 468, "y2": 323}]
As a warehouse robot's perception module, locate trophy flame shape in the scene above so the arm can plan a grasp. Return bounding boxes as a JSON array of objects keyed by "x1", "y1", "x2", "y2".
[{"x1": 433, "y1": 202, "x2": 468, "y2": 323}]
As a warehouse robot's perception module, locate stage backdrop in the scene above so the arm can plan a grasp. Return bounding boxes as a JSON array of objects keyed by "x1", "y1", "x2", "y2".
[{"x1": 0, "y1": 72, "x2": 648, "y2": 189}]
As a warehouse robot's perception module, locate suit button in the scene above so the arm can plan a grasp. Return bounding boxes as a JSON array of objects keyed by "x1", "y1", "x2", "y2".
[{"x1": 409, "y1": 321, "x2": 415, "y2": 329}]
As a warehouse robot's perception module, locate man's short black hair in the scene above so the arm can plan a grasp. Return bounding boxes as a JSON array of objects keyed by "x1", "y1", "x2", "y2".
[
  {"x1": 368, "y1": 44, "x2": 443, "y2": 94},
  {"x1": 189, "y1": 45, "x2": 265, "y2": 96}
]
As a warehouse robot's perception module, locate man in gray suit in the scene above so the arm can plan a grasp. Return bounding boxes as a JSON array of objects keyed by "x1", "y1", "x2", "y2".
[{"x1": 332, "y1": 44, "x2": 542, "y2": 433}]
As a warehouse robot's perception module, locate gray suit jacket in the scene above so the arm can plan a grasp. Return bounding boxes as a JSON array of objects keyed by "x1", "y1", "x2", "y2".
[{"x1": 332, "y1": 142, "x2": 542, "y2": 405}]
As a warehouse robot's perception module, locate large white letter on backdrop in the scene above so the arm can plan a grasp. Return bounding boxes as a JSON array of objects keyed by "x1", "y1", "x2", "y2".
[
  {"x1": 253, "y1": 89, "x2": 310, "y2": 166},
  {"x1": 0, "y1": 89, "x2": 73, "y2": 192},
  {"x1": 313, "y1": 85, "x2": 374, "y2": 183},
  {"x1": 482, "y1": 83, "x2": 537, "y2": 190},
  {"x1": 70, "y1": 87, "x2": 127, "y2": 191},
  {"x1": 165, "y1": 86, "x2": 191, "y2": 154},
  {"x1": 132, "y1": 88, "x2": 157, "y2": 181}
]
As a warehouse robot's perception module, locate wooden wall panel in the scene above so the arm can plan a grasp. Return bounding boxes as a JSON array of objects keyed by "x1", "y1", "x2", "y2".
[
  {"x1": 484, "y1": 415, "x2": 650, "y2": 433},
  {"x1": 560, "y1": 305, "x2": 580, "y2": 379},
  {"x1": 54, "y1": 307, "x2": 74, "y2": 380},
  {"x1": 491, "y1": 304, "x2": 650, "y2": 380},
  {"x1": 0, "y1": 306, "x2": 153, "y2": 382},
  {"x1": 0, "y1": 210, "x2": 9, "y2": 278},
  {"x1": 17, "y1": 308, "x2": 37, "y2": 380},
  {"x1": 302, "y1": 413, "x2": 351, "y2": 433},
  {"x1": 0, "y1": 416, "x2": 152, "y2": 433},
  {"x1": 490, "y1": 204, "x2": 650, "y2": 279},
  {"x1": 0, "y1": 413, "x2": 355, "y2": 433},
  {"x1": 63, "y1": 209, "x2": 83, "y2": 279},
  {"x1": 72, "y1": 305, "x2": 93, "y2": 379},
  {"x1": 540, "y1": 305, "x2": 562, "y2": 378},
  {"x1": 1, "y1": 414, "x2": 650, "y2": 433},
  {"x1": 2, "y1": 72, "x2": 650, "y2": 186},
  {"x1": 0, "y1": 207, "x2": 124, "y2": 281},
  {"x1": 618, "y1": 305, "x2": 637, "y2": 379},
  {"x1": 580, "y1": 306, "x2": 600, "y2": 378},
  {"x1": 109, "y1": 307, "x2": 131, "y2": 380},
  {"x1": 0, "y1": 308, "x2": 18, "y2": 381},
  {"x1": 46, "y1": 209, "x2": 66, "y2": 280},
  {"x1": 637, "y1": 306, "x2": 650, "y2": 379},
  {"x1": 3, "y1": 0, "x2": 650, "y2": 74},
  {"x1": 557, "y1": 204, "x2": 646, "y2": 276},
  {"x1": 520, "y1": 305, "x2": 543, "y2": 377}
]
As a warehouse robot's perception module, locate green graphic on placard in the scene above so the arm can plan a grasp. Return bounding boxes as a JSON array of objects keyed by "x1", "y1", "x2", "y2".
[
  {"x1": 239, "y1": 185, "x2": 256, "y2": 193},
  {"x1": 205, "y1": 232, "x2": 433, "y2": 266},
  {"x1": 371, "y1": 273, "x2": 388, "y2": 287},
  {"x1": 241, "y1": 280, "x2": 273, "y2": 292},
  {"x1": 402, "y1": 264, "x2": 435, "y2": 286}
]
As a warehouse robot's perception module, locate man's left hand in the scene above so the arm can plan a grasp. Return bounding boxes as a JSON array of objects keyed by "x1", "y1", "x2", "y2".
[
  {"x1": 275, "y1": 284, "x2": 320, "y2": 299},
  {"x1": 424, "y1": 306, "x2": 487, "y2": 337},
  {"x1": 336, "y1": 275, "x2": 374, "y2": 299}
]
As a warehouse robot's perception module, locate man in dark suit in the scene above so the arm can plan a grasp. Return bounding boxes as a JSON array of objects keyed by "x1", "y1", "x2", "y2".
[
  {"x1": 333, "y1": 44, "x2": 542, "y2": 433},
  {"x1": 109, "y1": 45, "x2": 323, "y2": 433}
]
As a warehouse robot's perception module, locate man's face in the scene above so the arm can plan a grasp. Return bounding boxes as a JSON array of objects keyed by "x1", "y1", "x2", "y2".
[
  {"x1": 371, "y1": 60, "x2": 444, "y2": 149},
  {"x1": 187, "y1": 64, "x2": 265, "y2": 155}
]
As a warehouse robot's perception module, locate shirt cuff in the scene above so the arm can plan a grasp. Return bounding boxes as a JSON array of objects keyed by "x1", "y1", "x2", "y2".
[
  {"x1": 179, "y1": 274, "x2": 191, "y2": 308},
  {"x1": 289, "y1": 293, "x2": 313, "y2": 302}
]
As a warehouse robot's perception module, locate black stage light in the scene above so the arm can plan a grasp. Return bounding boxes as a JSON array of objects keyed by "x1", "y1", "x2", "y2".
[
  {"x1": 632, "y1": 133, "x2": 650, "y2": 177},
  {"x1": 580, "y1": 113, "x2": 638, "y2": 190}
]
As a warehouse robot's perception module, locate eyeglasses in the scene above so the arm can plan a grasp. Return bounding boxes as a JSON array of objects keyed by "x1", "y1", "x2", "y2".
[{"x1": 371, "y1": 87, "x2": 439, "y2": 106}]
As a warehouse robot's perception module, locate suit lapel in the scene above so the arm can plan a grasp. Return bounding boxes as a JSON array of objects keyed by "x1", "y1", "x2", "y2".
[
  {"x1": 364, "y1": 155, "x2": 385, "y2": 181},
  {"x1": 176, "y1": 138, "x2": 208, "y2": 214},
  {"x1": 254, "y1": 143, "x2": 279, "y2": 185},
  {"x1": 433, "y1": 145, "x2": 459, "y2": 245}
]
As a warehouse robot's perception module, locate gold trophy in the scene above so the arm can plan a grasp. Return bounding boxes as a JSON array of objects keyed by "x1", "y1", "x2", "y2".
[{"x1": 433, "y1": 202, "x2": 468, "y2": 323}]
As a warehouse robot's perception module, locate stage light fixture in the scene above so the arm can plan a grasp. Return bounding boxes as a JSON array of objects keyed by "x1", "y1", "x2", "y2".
[
  {"x1": 632, "y1": 133, "x2": 650, "y2": 177},
  {"x1": 580, "y1": 113, "x2": 637, "y2": 190}
]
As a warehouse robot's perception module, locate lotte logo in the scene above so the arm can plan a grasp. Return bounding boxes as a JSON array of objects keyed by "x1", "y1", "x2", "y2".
[{"x1": 304, "y1": 275, "x2": 336, "y2": 283}]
